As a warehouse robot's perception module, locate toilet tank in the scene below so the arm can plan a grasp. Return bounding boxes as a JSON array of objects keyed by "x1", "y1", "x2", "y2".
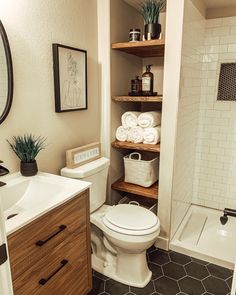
[{"x1": 61, "y1": 157, "x2": 110, "y2": 213}]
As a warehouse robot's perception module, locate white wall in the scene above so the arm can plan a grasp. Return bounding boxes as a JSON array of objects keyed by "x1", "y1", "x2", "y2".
[
  {"x1": 0, "y1": 0, "x2": 100, "y2": 174},
  {"x1": 157, "y1": 0, "x2": 185, "y2": 248},
  {"x1": 171, "y1": 0, "x2": 205, "y2": 238},
  {"x1": 193, "y1": 16, "x2": 236, "y2": 210}
]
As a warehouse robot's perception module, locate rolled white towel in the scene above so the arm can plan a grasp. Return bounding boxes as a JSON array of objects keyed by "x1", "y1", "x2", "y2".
[
  {"x1": 138, "y1": 111, "x2": 161, "y2": 128},
  {"x1": 129, "y1": 126, "x2": 144, "y2": 144},
  {"x1": 143, "y1": 126, "x2": 161, "y2": 144},
  {"x1": 116, "y1": 126, "x2": 130, "y2": 142},
  {"x1": 121, "y1": 111, "x2": 141, "y2": 129}
]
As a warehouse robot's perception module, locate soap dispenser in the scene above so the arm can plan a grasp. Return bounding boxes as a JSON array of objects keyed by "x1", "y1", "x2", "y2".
[{"x1": 142, "y1": 64, "x2": 153, "y2": 96}]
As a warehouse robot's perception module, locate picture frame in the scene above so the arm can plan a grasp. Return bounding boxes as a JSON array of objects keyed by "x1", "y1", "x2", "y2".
[
  {"x1": 52, "y1": 43, "x2": 87, "y2": 112},
  {"x1": 66, "y1": 142, "x2": 101, "y2": 169}
]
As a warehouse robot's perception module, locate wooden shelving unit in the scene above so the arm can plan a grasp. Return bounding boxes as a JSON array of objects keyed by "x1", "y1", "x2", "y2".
[
  {"x1": 111, "y1": 177, "x2": 158, "y2": 200},
  {"x1": 112, "y1": 39, "x2": 165, "y2": 58},
  {"x1": 112, "y1": 140, "x2": 160, "y2": 153},
  {"x1": 112, "y1": 95, "x2": 163, "y2": 102},
  {"x1": 111, "y1": 39, "x2": 164, "y2": 202}
]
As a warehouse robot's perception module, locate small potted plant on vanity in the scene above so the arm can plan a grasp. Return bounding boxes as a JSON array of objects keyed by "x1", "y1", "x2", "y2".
[
  {"x1": 141, "y1": 0, "x2": 166, "y2": 40},
  {"x1": 7, "y1": 134, "x2": 46, "y2": 177}
]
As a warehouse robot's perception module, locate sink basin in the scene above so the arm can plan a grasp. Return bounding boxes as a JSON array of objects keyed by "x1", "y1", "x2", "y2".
[{"x1": 0, "y1": 172, "x2": 91, "y2": 235}]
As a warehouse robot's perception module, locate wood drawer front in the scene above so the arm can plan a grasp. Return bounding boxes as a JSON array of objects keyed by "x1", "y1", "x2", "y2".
[
  {"x1": 12, "y1": 231, "x2": 91, "y2": 295},
  {"x1": 8, "y1": 190, "x2": 88, "y2": 281}
]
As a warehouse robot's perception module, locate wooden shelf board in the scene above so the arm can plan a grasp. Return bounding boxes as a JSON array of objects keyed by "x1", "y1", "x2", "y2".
[
  {"x1": 112, "y1": 95, "x2": 163, "y2": 102},
  {"x1": 111, "y1": 177, "x2": 158, "y2": 199},
  {"x1": 112, "y1": 39, "x2": 165, "y2": 58},
  {"x1": 112, "y1": 140, "x2": 160, "y2": 153}
]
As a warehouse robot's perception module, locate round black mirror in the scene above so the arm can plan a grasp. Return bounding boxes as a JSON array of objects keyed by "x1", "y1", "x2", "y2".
[{"x1": 0, "y1": 20, "x2": 13, "y2": 124}]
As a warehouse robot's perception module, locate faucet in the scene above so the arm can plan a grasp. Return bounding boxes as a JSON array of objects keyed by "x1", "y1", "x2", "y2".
[
  {"x1": 0, "y1": 160, "x2": 9, "y2": 187},
  {"x1": 220, "y1": 208, "x2": 236, "y2": 225}
]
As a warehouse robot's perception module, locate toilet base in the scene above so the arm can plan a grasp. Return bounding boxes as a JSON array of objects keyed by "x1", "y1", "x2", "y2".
[{"x1": 92, "y1": 252, "x2": 152, "y2": 288}]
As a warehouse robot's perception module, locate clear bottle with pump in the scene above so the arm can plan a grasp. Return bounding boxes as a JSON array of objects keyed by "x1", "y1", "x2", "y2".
[{"x1": 142, "y1": 65, "x2": 153, "y2": 96}]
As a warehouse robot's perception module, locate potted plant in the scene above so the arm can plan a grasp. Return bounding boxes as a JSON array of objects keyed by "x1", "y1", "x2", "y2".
[
  {"x1": 141, "y1": 0, "x2": 166, "y2": 40},
  {"x1": 7, "y1": 134, "x2": 46, "y2": 177}
]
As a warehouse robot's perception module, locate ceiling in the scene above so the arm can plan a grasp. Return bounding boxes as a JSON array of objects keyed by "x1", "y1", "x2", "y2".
[
  {"x1": 204, "y1": 0, "x2": 236, "y2": 8},
  {"x1": 124, "y1": 0, "x2": 236, "y2": 10}
]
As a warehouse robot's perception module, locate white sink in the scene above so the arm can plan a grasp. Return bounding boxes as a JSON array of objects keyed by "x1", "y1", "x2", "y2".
[{"x1": 0, "y1": 172, "x2": 91, "y2": 235}]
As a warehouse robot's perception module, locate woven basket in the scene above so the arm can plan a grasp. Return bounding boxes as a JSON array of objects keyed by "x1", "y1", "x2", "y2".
[{"x1": 124, "y1": 152, "x2": 159, "y2": 187}]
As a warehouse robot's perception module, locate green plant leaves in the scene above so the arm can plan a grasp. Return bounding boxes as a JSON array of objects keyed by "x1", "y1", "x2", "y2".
[
  {"x1": 141, "y1": 0, "x2": 166, "y2": 25},
  {"x1": 7, "y1": 134, "x2": 46, "y2": 163}
]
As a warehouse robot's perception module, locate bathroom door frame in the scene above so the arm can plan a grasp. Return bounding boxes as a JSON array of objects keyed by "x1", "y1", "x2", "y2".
[{"x1": 0, "y1": 196, "x2": 13, "y2": 295}]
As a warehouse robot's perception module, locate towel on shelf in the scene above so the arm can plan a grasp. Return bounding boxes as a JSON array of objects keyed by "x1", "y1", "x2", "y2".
[
  {"x1": 138, "y1": 111, "x2": 161, "y2": 128},
  {"x1": 143, "y1": 126, "x2": 161, "y2": 144},
  {"x1": 121, "y1": 111, "x2": 141, "y2": 129},
  {"x1": 129, "y1": 126, "x2": 144, "y2": 143},
  {"x1": 116, "y1": 126, "x2": 131, "y2": 142}
]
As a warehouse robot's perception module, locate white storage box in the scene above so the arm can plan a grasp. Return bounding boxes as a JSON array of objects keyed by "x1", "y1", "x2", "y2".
[
  {"x1": 118, "y1": 195, "x2": 157, "y2": 214},
  {"x1": 124, "y1": 152, "x2": 159, "y2": 187}
]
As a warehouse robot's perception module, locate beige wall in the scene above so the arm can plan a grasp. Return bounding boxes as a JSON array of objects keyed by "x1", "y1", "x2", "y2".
[
  {"x1": 206, "y1": 6, "x2": 236, "y2": 19},
  {"x1": 0, "y1": 0, "x2": 100, "y2": 175},
  {"x1": 191, "y1": 0, "x2": 206, "y2": 17},
  {"x1": 110, "y1": 0, "x2": 143, "y2": 203}
]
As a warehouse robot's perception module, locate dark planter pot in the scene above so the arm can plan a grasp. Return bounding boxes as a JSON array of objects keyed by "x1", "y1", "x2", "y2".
[
  {"x1": 144, "y1": 23, "x2": 161, "y2": 40},
  {"x1": 20, "y1": 160, "x2": 38, "y2": 177}
]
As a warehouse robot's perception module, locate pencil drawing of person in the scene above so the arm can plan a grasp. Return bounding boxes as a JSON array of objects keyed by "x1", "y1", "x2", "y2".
[{"x1": 62, "y1": 52, "x2": 82, "y2": 109}]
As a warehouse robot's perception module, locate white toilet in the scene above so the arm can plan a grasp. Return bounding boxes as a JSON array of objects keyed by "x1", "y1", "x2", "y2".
[{"x1": 61, "y1": 157, "x2": 160, "y2": 287}]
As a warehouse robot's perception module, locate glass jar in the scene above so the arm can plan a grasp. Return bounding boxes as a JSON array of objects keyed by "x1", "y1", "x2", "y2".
[{"x1": 129, "y1": 29, "x2": 141, "y2": 42}]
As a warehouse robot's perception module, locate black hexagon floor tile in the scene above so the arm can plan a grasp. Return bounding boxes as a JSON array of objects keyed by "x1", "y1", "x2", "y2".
[
  {"x1": 191, "y1": 257, "x2": 210, "y2": 266},
  {"x1": 207, "y1": 263, "x2": 233, "y2": 280},
  {"x1": 154, "y1": 276, "x2": 180, "y2": 295},
  {"x1": 179, "y1": 276, "x2": 205, "y2": 295},
  {"x1": 94, "y1": 271, "x2": 110, "y2": 281},
  {"x1": 226, "y1": 276, "x2": 233, "y2": 288},
  {"x1": 203, "y1": 276, "x2": 230, "y2": 295},
  {"x1": 169, "y1": 251, "x2": 191, "y2": 265},
  {"x1": 148, "y1": 262, "x2": 163, "y2": 279},
  {"x1": 105, "y1": 279, "x2": 129, "y2": 295},
  {"x1": 88, "y1": 275, "x2": 105, "y2": 295},
  {"x1": 163, "y1": 261, "x2": 186, "y2": 280},
  {"x1": 184, "y1": 261, "x2": 209, "y2": 280},
  {"x1": 148, "y1": 249, "x2": 170, "y2": 266},
  {"x1": 89, "y1": 249, "x2": 233, "y2": 295},
  {"x1": 130, "y1": 281, "x2": 154, "y2": 294}
]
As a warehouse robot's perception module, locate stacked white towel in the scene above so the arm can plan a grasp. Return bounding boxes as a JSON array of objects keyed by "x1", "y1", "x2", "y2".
[
  {"x1": 138, "y1": 111, "x2": 161, "y2": 128},
  {"x1": 115, "y1": 111, "x2": 162, "y2": 145},
  {"x1": 121, "y1": 111, "x2": 141, "y2": 129},
  {"x1": 116, "y1": 126, "x2": 131, "y2": 142},
  {"x1": 143, "y1": 126, "x2": 161, "y2": 144},
  {"x1": 129, "y1": 126, "x2": 144, "y2": 144}
]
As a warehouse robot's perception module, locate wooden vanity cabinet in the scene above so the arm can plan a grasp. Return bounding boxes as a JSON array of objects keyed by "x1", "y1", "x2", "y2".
[{"x1": 7, "y1": 189, "x2": 92, "y2": 295}]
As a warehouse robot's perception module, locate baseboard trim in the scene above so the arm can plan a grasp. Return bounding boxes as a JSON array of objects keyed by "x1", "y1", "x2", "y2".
[{"x1": 154, "y1": 236, "x2": 169, "y2": 250}]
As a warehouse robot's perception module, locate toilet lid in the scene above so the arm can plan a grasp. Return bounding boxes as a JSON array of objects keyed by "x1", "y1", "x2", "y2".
[{"x1": 104, "y1": 204, "x2": 158, "y2": 231}]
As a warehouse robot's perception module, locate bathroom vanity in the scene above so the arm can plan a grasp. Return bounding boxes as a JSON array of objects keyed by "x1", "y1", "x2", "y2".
[
  {"x1": 0, "y1": 172, "x2": 91, "y2": 295},
  {"x1": 7, "y1": 190, "x2": 91, "y2": 295}
]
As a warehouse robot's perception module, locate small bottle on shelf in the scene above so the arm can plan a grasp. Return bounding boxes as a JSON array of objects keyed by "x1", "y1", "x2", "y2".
[
  {"x1": 129, "y1": 76, "x2": 142, "y2": 96},
  {"x1": 142, "y1": 65, "x2": 154, "y2": 96}
]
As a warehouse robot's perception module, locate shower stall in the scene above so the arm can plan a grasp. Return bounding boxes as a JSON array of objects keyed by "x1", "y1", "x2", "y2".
[{"x1": 169, "y1": 0, "x2": 236, "y2": 269}]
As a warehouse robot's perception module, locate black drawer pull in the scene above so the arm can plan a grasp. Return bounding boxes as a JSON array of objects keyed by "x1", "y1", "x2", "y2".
[
  {"x1": 39, "y1": 259, "x2": 68, "y2": 285},
  {"x1": 35, "y1": 225, "x2": 67, "y2": 247}
]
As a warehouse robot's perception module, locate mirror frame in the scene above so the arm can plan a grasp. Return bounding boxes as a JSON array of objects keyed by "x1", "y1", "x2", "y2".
[{"x1": 0, "y1": 20, "x2": 13, "y2": 124}]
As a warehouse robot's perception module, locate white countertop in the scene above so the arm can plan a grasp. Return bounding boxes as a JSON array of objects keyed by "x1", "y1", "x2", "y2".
[{"x1": 0, "y1": 172, "x2": 91, "y2": 235}]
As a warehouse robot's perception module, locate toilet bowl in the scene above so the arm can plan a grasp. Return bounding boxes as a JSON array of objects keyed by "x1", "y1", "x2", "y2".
[{"x1": 61, "y1": 157, "x2": 160, "y2": 287}]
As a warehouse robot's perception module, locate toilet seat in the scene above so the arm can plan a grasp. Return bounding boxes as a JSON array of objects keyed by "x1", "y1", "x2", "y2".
[{"x1": 103, "y1": 204, "x2": 160, "y2": 236}]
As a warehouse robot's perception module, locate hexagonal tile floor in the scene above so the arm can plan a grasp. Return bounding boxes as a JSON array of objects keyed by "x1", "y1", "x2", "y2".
[{"x1": 88, "y1": 248, "x2": 233, "y2": 295}]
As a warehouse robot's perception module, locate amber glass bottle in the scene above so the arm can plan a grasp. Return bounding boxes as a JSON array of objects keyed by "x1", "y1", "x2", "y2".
[{"x1": 142, "y1": 65, "x2": 153, "y2": 96}]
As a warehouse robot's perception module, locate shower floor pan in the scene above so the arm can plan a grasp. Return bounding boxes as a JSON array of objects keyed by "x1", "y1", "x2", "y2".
[{"x1": 170, "y1": 205, "x2": 236, "y2": 269}]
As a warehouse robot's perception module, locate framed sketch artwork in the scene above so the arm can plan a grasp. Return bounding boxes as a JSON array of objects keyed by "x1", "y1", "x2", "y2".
[{"x1": 52, "y1": 44, "x2": 87, "y2": 112}]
